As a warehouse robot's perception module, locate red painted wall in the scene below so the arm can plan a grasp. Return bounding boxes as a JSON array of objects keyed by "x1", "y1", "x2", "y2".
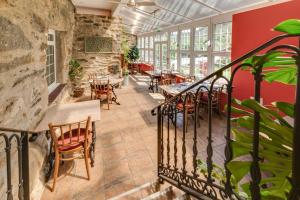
[{"x1": 231, "y1": 0, "x2": 300, "y2": 105}]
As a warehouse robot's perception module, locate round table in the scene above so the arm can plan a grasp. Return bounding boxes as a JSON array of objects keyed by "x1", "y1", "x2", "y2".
[{"x1": 89, "y1": 75, "x2": 124, "y2": 105}]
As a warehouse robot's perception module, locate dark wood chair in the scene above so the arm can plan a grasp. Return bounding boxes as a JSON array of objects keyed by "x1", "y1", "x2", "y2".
[
  {"x1": 48, "y1": 116, "x2": 91, "y2": 192},
  {"x1": 93, "y1": 79, "x2": 112, "y2": 110},
  {"x1": 199, "y1": 87, "x2": 223, "y2": 115}
]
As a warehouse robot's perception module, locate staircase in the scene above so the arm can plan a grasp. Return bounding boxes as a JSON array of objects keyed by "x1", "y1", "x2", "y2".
[{"x1": 108, "y1": 180, "x2": 192, "y2": 200}]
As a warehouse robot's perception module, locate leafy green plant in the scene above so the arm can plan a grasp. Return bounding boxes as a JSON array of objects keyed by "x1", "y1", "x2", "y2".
[
  {"x1": 227, "y1": 19, "x2": 300, "y2": 199},
  {"x1": 127, "y1": 45, "x2": 140, "y2": 63},
  {"x1": 69, "y1": 59, "x2": 83, "y2": 88}
]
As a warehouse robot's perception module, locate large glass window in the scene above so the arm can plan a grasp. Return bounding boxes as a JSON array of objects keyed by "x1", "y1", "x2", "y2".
[
  {"x1": 141, "y1": 37, "x2": 145, "y2": 49},
  {"x1": 180, "y1": 52, "x2": 190, "y2": 75},
  {"x1": 195, "y1": 55, "x2": 208, "y2": 79},
  {"x1": 149, "y1": 36, "x2": 154, "y2": 48},
  {"x1": 213, "y1": 22, "x2": 232, "y2": 52},
  {"x1": 194, "y1": 26, "x2": 209, "y2": 51},
  {"x1": 145, "y1": 37, "x2": 149, "y2": 49},
  {"x1": 170, "y1": 51, "x2": 177, "y2": 71},
  {"x1": 145, "y1": 50, "x2": 149, "y2": 62},
  {"x1": 181, "y1": 29, "x2": 190, "y2": 51},
  {"x1": 155, "y1": 44, "x2": 160, "y2": 68},
  {"x1": 162, "y1": 43, "x2": 168, "y2": 70},
  {"x1": 149, "y1": 50, "x2": 153, "y2": 64},
  {"x1": 213, "y1": 55, "x2": 231, "y2": 78},
  {"x1": 46, "y1": 30, "x2": 56, "y2": 90},
  {"x1": 161, "y1": 32, "x2": 168, "y2": 42},
  {"x1": 170, "y1": 32, "x2": 178, "y2": 50}
]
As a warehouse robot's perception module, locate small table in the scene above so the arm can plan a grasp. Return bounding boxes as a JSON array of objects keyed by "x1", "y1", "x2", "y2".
[
  {"x1": 144, "y1": 70, "x2": 162, "y2": 93},
  {"x1": 160, "y1": 82, "x2": 222, "y2": 96},
  {"x1": 35, "y1": 100, "x2": 101, "y2": 182},
  {"x1": 89, "y1": 75, "x2": 124, "y2": 105}
]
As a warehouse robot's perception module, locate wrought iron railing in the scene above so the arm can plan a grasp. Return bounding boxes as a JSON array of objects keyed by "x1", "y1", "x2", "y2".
[
  {"x1": 0, "y1": 127, "x2": 38, "y2": 200},
  {"x1": 151, "y1": 34, "x2": 300, "y2": 199}
]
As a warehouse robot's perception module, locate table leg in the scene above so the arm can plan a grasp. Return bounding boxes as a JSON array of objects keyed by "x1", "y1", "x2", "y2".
[
  {"x1": 149, "y1": 77, "x2": 154, "y2": 93},
  {"x1": 45, "y1": 131, "x2": 54, "y2": 182},
  {"x1": 90, "y1": 121, "x2": 96, "y2": 167},
  {"x1": 111, "y1": 86, "x2": 121, "y2": 105}
]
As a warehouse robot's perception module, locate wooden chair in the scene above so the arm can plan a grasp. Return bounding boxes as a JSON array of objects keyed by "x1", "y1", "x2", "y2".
[
  {"x1": 199, "y1": 87, "x2": 222, "y2": 115},
  {"x1": 89, "y1": 73, "x2": 98, "y2": 99},
  {"x1": 93, "y1": 79, "x2": 112, "y2": 110},
  {"x1": 48, "y1": 117, "x2": 91, "y2": 192},
  {"x1": 185, "y1": 75, "x2": 196, "y2": 82}
]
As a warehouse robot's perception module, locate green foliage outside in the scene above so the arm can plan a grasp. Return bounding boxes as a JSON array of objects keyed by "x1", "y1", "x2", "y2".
[{"x1": 127, "y1": 45, "x2": 140, "y2": 63}]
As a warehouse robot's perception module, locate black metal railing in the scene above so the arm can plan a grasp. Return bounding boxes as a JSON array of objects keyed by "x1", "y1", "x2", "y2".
[
  {"x1": 0, "y1": 127, "x2": 38, "y2": 200},
  {"x1": 151, "y1": 34, "x2": 300, "y2": 200}
]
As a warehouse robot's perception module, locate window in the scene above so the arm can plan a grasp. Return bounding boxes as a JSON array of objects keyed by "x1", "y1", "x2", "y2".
[
  {"x1": 195, "y1": 55, "x2": 208, "y2": 79},
  {"x1": 149, "y1": 50, "x2": 153, "y2": 64},
  {"x1": 145, "y1": 50, "x2": 149, "y2": 62},
  {"x1": 141, "y1": 49, "x2": 144, "y2": 61},
  {"x1": 162, "y1": 44, "x2": 168, "y2": 70},
  {"x1": 149, "y1": 36, "x2": 154, "y2": 48},
  {"x1": 145, "y1": 37, "x2": 149, "y2": 49},
  {"x1": 170, "y1": 51, "x2": 177, "y2": 71},
  {"x1": 161, "y1": 32, "x2": 168, "y2": 42},
  {"x1": 181, "y1": 29, "x2": 190, "y2": 51},
  {"x1": 170, "y1": 31, "x2": 178, "y2": 71},
  {"x1": 46, "y1": 30, "x2": 57, "y2": 91},
  {"x1": 213, "y1": 22, "x2": 232, "y2": 52},
  {"x1": 141, "y1": 37, "x2": 145, "y2": 48},
  {"x1": 213, "y1": 56, "x2": 231, "y2": 78},
  {"x1": 155, "y1": 44, "x2": 160, "y2": 68},
  {"x1": 155, "y1": 34, "x2": 160, "y2": 42},
  {"x1": 212, "y1": 22, "x2": 232, "y2": 78},
  {"x1": 180, "y1": 52, "x2": 190, "y2": 75},
  {"x1": 194, "y1": 26, "x2": 209, "y2": 51}
]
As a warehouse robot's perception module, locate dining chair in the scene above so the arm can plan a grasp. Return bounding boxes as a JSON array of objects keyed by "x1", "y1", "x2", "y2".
[
  {"x1": 185, "y1": 75, "x2": 196, "y2": 82},
  {"x1": 161, "y1": 78, "x2": 175, "y2": 102},
  {"x1": 48, "y1": 116, "x2": 91, "y2": 192},
  {"x1": 89, "y1": 73, "x2": 98, "y2": 99},
  {"x1": 199, "y1": 87, "x2": 223, "y2": 115},
  {"x1": 176, "y1": 95, "x2": 196, "y2": 132},
  {"x1": 93, "y1": 79, "x2": 112, "y2": 110}
]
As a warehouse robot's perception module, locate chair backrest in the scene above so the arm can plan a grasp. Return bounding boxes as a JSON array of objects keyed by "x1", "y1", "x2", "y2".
[
  {"x1": 89, "y1": 73, "x2": 97, "y2": 81},
  {"x1": 185, "y1": 75, "x2": 196, "y2": 82},
  {"x1": 161, "y1": 78, "x2": 174, "y2": 85},
  {"x1": 48, "y1": 116, "x2": 91, "y2": 150},
  {"x1": 93, "y1": 79, "x2": 110, "y2": 93}
]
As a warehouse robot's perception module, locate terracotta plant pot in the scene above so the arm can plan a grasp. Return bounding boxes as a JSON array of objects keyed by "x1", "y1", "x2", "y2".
[{"x1": 73, "y1": 87, "x2": 84, "y2": 97}]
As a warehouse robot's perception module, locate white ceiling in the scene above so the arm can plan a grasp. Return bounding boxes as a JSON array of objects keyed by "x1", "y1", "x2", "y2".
[
  {"x1": 72, "y1": 0, "x2": 116, "y2": 10},
  {"x1": 72, "y1": 0, "x2": 288, "y2": 35}
]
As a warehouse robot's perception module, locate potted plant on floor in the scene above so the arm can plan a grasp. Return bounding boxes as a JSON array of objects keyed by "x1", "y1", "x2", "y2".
[
  {"x1": 127, "y1": 45, "x2": 140, "y2": 74},
  {"x1": 69, "y1": 59, "x2": 84, "y2": 97}
]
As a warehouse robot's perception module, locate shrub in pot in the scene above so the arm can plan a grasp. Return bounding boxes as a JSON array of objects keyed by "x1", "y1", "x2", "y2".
[{"x1": 69, "y1": 59, "x2": 84, "y2": 97}]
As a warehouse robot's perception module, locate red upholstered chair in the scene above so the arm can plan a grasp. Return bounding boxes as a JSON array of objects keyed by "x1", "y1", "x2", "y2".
[{"x1": 48, "y1": 116, "x2": 91, "y2": 192}]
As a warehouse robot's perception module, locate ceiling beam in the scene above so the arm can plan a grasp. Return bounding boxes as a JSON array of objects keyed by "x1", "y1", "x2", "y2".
[
  {"x1": 192, "y1": 0, "x2": 222, "y2": 13},
  {"x1": 155, "y1": 4, "x2": 194, "y2": 21}
]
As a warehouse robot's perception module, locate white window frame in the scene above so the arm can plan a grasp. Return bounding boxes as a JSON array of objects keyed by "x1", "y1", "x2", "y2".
[{"x1": 46, "y1": 29, "x2": 58, "y2": 93}]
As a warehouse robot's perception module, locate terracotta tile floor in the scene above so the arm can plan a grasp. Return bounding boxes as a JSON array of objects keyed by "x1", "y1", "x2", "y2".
[{"x1": 41, "y1": 75, "x2": 227, "y2": 199}]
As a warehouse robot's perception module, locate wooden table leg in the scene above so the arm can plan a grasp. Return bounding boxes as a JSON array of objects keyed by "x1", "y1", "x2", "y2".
[{"x1": 90, "y1": 121, "x2": 96, "y2": 167}]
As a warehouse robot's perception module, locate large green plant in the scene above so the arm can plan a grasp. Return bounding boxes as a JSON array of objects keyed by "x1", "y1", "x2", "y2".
[
  {"x1": 69, "y1": 59, "x2": 83, "y2": 87},
  {"x1": 127, "y1": 45, "x2": 140, "y2": 63},
  {"x1": 227, "y1": 19, "x2": 300, "y2": 199}
]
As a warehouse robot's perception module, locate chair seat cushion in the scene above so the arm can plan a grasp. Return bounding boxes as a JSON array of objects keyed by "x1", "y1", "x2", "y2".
[
  {"x1": 176, "y1": 102, "x2": 194, "y2": 111},
  {"x1": 57, "y1": 128, "x2": 90, "y2": 152}
]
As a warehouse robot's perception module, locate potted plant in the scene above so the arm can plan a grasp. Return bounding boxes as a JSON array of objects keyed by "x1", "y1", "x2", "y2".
[
  {"x1": 69, "y1": 59, "x2": 84, "y2": 97},
  {"x1": 127, "y1": 45, "x2": 140, "y2": 74}
]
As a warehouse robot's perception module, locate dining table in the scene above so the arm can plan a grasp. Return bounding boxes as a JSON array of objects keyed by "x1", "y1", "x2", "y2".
[
  {"x1": 89, "y1": 75, "x2": 124, "y2": 105},
  {"x1": 159, "y1": 81, "x2": 223, "y2": 96},
  {"x1": 34, "y1": 100, "x2": 101, "y2": 182},
  {"x1": 145, "y1": 70, "x2": 179, "y2": 93}
]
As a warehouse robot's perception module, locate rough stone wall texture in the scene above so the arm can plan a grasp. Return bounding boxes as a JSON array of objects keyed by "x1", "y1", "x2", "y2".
[
  {"x1": 0, "y1": 0, "x2": 75, "y2": 199},
  {"x1": 72, "y1": 14, "x2": 136, "y2": 88}
]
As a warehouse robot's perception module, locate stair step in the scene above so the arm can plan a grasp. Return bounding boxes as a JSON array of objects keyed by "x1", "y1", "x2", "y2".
[
  {"x1": 107, "y1": 180, "x2": 160, "y2": 200},
  {"x1": 174, "y1": 194, "x2": 191, "y2": 200},
  {"x1": 141, "y1": 186, "x2": 173, "y2": 200}
]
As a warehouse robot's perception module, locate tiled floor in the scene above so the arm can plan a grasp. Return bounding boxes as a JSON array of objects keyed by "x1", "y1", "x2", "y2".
[{"x1": 41, "y1": 75, "x2": 227, "y2": 199}]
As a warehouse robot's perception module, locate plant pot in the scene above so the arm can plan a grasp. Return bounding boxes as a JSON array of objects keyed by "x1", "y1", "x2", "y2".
[
  {"x1": 123, "y1": 75, "x2": 129, "y2": 86},
  {"x1": 73, "y1": 87, "x2": 84, "y2": 97}
]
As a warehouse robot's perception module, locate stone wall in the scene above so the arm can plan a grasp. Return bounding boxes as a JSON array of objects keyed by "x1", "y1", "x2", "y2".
[
  {"x1": 0, "y1": 0, "x2": 75, "y2": 199},
  {"x1": 72, "y1": 14, "x2": 136, "y2": 87}
]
